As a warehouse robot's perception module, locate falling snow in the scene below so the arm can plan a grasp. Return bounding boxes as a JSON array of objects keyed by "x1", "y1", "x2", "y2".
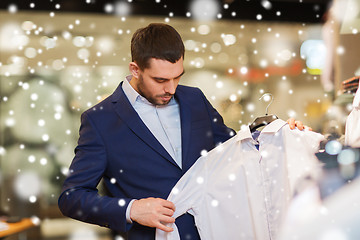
[{"x1": 0, "y1": 0, "x2": 356, "y2": 239}]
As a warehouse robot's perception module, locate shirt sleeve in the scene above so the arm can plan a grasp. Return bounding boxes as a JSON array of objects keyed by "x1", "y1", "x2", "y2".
[
  {"x1": 284, "y1": 128, "x2": 325, "y2": 195},
  {"x1": 155, "y1": 155, "x2": 208, "y2": 240},
  {"x1": 126, "y1": 199, "x2": 136, "y2": 223},
  {"x1": 345, "y1": 83, "x2": 360, "y2": 147}
]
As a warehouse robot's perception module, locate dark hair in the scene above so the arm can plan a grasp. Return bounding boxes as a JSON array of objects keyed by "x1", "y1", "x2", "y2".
[{"x1": 131, "y1": 23, "x2": 185, "y2": 70}]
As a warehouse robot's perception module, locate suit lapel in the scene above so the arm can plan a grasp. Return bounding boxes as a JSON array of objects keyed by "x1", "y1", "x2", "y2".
[
  {"x1": 175, "y1": 87, "x2": 192, "y2": 172},
  {"x1": 111, "y1": 82, "x2": 179, "y2": 168}
]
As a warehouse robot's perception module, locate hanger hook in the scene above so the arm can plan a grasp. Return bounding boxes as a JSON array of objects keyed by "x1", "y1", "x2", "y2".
[{"x1": 258, "y1": 93, "x2": 274, "y2": 115}]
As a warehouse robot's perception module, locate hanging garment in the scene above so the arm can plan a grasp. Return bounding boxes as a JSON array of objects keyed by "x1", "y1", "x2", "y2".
[
  {"x1": 345, "y1": 80, "x2": 360, "y2": 147},
  {"x1": 341, "y1": 76, "x2": 359, "y2": 94},
  {"x1": 156, "y1": 119, "x2": 324, "y2": 240},
  {"x1": 277, "y1": 175, "x2": 360, "y2": 240}
]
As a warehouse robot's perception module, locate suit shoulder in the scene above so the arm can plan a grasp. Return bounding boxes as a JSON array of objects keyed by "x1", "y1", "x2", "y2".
[
  {"x1": 82, "y1": 94, "x2": 113, "y2": 117},
  {"x1": 177, "y1": 84, "x2": 201, "y2": 91},
  {"x1": 176, "y1": 85, "x2": 204, "y2": 97}
]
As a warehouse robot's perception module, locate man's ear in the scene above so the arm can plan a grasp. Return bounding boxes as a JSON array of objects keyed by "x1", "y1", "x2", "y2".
[{"x1": 129, "y1": 62, "x2": 140, "y2": 78}]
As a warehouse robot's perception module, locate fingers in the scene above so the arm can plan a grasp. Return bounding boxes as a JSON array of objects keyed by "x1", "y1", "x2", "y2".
[
  {"x1": 295, "y1": 120, "x2": 304, "y2": 130},
  {"x1": 161, "y1": 206, "x2": 176, "y2": 217},
  {"x1": 157, "y1": 215, "x2": 176, "y2": 232},
  {"x1": 156, "y1": 222, "x2": 174, "y2": 232},
  {"x1": 130, "y1": 198, "x2": 176, "y2": 231},
  {"x1": 159, "y1": 214, "x2": 176, "y2": 224},
  {"x1": 286, "y1": 118, "x2": 311, "y2": 131},
  {"x1": 161, "y1": 199, "x2": 176, "y2": 212},
  {"x1": 286, "y1": 118, "x2": 296, "y2": 129}
]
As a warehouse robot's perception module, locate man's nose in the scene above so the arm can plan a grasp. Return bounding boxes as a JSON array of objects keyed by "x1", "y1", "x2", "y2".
[{"x1": 164, "y1": 79, "x2": 176, "y2": 94}]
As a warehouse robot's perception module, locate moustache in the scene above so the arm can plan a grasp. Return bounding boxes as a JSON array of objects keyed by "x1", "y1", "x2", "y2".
[{"x1": 158, "y1": 94, "x2": 173, "y2": 98}]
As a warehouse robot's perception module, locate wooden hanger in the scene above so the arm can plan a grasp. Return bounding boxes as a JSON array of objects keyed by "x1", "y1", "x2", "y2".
[{"x1": 249, "y1": 93, "x2": 278, "y2": 132}]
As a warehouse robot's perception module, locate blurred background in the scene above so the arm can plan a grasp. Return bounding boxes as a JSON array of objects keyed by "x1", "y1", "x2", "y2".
[{"x1": 0, "y1": 0, "x2": 359, "y2": 239}]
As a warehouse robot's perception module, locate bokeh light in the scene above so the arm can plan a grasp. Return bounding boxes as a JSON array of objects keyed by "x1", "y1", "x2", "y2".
[
  {"x1": 14, "y1": 171, "x2": 42, "y2": 200},
  {"x1": 190, "y1": 0, "x2": 220, "y2": 21},
  {"x1": 325, "y1": 140, "x2": 343, "y2": 155}
]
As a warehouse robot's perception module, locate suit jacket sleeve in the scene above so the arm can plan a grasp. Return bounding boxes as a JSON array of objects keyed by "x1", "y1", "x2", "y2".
[
  {"x1": 58, "y1": 111, "x2": 132, "y2": 232},
  {"x1": 200, "y1": 89, "x2": 235, "y2": 144}
]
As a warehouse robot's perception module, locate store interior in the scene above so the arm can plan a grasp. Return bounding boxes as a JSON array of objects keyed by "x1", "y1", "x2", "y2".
[{"x1": 0, "y1": 0, "x2": 359, "y2": 239}]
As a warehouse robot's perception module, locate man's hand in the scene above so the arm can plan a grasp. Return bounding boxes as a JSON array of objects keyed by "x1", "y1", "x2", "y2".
[
  {"x1": 130, "y1": 197, "x2": 176, "y2": 232},
  {"x1": 286, "y1": 118, "x2": 312, "y2": 131}
]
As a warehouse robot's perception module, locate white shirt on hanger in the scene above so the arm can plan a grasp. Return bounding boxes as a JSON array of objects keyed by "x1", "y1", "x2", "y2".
[
  {"x1": 156, "y1": 119, "x2": 324, "y2": 240},
  {"x1": 345, "y1": 79, "x2": 360, "y2": 147},
  {"x1": 278, "y1": 177, "x2": 360, "y2": 240}
]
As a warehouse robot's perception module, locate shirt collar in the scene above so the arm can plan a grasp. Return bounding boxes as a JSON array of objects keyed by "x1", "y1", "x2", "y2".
[
  {"x1": 261, "y1": 118, "x2": 288, "y2": 133},
  {"x1": 235, "y1": 119, "x2": 288, "y2": 142},
  {"x1": 122, "y1": 75, "x2": 139, "y2": 106}
]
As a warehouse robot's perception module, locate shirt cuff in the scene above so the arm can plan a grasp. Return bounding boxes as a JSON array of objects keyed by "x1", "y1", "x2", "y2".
[{"x1": 126, "y1": 199, "x2": 136, "y2": 223}]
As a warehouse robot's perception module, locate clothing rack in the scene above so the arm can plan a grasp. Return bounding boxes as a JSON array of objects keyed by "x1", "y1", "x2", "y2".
[{"x1": 341, "y1": 76, "x2": 359, "y2": 94}]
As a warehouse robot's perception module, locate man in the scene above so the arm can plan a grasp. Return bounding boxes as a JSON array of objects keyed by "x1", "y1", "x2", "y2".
[{"x1": 58, "y1": 23, "x2": 305, "y2": 240}]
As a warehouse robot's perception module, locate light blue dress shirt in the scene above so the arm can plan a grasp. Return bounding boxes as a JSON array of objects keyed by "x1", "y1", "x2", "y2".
[
  {"x1": 122, "y1": 75, "x2": 183, "y2": 222},
  {"x1": 122, "y1": 75, "x2": 182, "y2": 168}
]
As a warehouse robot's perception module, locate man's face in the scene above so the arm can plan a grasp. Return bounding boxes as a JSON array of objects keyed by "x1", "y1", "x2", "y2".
[{"x1": 131, "y1": 58, "x2": 184, "y2": 105}]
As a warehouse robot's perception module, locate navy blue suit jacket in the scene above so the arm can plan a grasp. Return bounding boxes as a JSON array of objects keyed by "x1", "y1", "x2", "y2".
[{"x1": 58, "y1": 82, "x2": 234, "y2": 239}]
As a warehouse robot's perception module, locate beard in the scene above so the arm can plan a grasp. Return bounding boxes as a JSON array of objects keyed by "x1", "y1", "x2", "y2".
[{"x1": 136, "y1": 74, "x2": 173, "y2": 106}]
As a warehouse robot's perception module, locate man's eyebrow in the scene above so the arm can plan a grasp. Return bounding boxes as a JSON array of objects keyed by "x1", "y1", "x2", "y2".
[
  {"x1": 152, "y1": 70, "x2": 185, "y2": 81},
  {"x1": 176, "y1": 70, "x2": 185, "y2": 78}
]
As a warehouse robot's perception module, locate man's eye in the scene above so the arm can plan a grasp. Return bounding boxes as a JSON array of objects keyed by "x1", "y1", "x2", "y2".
[{"x1": 156, "y1": 79, "x2": 166, "y2": 82}]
